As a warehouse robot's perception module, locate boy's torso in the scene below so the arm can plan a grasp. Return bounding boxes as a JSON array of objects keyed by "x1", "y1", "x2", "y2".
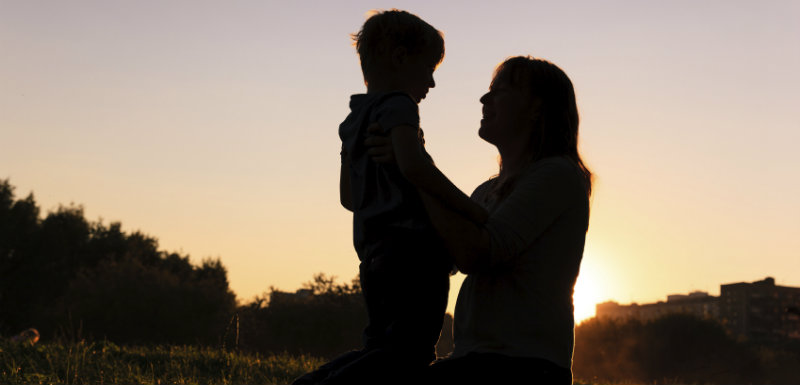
[{"x1": 339, "y1": 92, "x2": 436, "y2": 259}]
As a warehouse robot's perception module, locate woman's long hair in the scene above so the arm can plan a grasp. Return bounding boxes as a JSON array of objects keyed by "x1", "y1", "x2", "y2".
[{"x1": 491, "y1": 56, "x2": 593, "y2": 199}]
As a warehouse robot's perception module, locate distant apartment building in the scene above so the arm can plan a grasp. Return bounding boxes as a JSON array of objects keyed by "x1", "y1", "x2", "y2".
[
  {"x1": 596, "y1": 277, "x2": 800, "y2": 343},
  {"x1": 720, "y1": 277, "x2": 800, "y2": 343},
  {"x1": 596, "y1": 291, "x2": 719, "y2": 322}
]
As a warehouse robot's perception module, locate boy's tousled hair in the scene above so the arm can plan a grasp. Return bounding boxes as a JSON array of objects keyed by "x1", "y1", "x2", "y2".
[{"x1": 352, "y1": 9, "x2": 444, "y2": 85}]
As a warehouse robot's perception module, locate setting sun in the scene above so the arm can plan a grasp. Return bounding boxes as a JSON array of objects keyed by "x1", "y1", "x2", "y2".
[{"x1": 573, "y1": 250, "x2": 614, "y2": 324}]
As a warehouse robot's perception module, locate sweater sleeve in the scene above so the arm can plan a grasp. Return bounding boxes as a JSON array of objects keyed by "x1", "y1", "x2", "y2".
[{"x1": 484, "y1": 157, "x2": 584, "y2": 268}]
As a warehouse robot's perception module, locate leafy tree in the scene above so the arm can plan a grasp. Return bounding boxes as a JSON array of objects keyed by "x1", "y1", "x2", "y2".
[
  {"x1": 0, "y1": 179, "x2": 236, "y2": 346},
  {"x1": 237, "y1": 273, "x2": 455, "y2": 359},
  {"x1": 573, "y1": 314, "x2": 762, "y2": 384},
  {"x1": 0, "y1": 181, "x2": 41, "y2": 333},
  {"x1": 238, "y1": 273, "x2": 366, "y2": 358},
  {"x1": 60, "y1": 256, "x2": 235, "y2": 345}
]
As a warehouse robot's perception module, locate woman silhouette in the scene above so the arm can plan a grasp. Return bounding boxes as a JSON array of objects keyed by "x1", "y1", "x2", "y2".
[{"x1": 369, "y1": 55, "x2": 592, "y2": 385}]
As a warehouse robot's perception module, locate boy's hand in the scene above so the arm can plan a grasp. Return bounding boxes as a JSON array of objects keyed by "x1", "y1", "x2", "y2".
[{"x1": 364, "y1": 123, "x2": 395, "y2": 163}]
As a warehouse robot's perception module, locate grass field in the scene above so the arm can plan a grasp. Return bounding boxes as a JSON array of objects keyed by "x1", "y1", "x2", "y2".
[
  {"x1": 1, "y1": 340, "x2": 324, "y2": 385},
  {"x1": 1, "y1": 340, "x2": 709, "y2": 385}
]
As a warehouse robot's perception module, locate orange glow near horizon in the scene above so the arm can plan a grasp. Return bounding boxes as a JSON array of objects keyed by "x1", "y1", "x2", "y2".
[
  {"x1": 572, "y1": 244, "x2": 624, "y2": 324},
  {"x1": 573, "y1": 254, "x2": 607, "y2": 324}
]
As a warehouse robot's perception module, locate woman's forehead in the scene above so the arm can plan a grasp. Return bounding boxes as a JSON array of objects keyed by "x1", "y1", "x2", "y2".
[{"x1": 492, "y1": 67, "x2": 529, "y2": 91}]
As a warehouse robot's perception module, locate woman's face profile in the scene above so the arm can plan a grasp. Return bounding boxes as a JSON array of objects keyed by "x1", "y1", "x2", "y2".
[{"x1": 478, "y1": 76, "x2": 535, "y2": 147}]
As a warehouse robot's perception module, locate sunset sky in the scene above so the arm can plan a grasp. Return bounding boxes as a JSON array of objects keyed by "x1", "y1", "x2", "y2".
[{"x1": 2, "y1": 0, "x2": 798, "y2": 323}]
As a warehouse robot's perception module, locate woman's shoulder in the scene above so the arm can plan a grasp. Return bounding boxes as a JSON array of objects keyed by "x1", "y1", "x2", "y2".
[
  {"x1": 523, "y1": 156, "x2": 589, "y2": 195},
  {"x1": 529, "y1": 155, "x2": 574, "y2": 170},
  {"x1": 470, "y1": 178, "x2": 497, "y2": 201},
  {"x1": 524, "y1": 156, "x2": 582, "y2": 178}
]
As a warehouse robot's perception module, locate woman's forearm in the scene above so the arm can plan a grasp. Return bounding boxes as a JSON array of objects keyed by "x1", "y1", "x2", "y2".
[
  {"x1": 392, "y1": 126, "x2": 487, "y2": 223},
  {"x1": 419, "y1": 191, "x2": 490, "y2": 274},
  {"x1": 409, "y1": 162, "x2": 488, "y2": 223}
]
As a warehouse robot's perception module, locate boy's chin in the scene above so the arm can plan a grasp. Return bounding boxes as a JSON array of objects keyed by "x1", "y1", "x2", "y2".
[
  {"x1": 478, "y1": 127, "x2": 495, "y2": 144},
  {"x1": 404, "y1": 92, "x2": 421, "y2": 103}
]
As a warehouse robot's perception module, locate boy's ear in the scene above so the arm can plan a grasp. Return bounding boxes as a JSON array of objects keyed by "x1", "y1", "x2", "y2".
[{"x1": 391, "y1": 46, "x2": 408, "y2": 67}]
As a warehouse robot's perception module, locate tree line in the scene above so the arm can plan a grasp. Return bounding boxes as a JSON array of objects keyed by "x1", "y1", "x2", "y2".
[
  {"x1": 0, "y1": 179, "x2": 431, "y2": 357},
  {"x1": 2, "y1": 179, "x2": 798, "y2": 384},
  {"x1": 573, "y1": 314, "x2": 783, "y2": 384},
  {"x1": 0, "y1": 179, "x2": 236, "y2": 345}
]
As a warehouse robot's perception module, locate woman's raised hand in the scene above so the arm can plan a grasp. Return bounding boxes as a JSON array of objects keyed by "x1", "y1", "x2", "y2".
[{"x1": 364, "y1": 122, "x2": 395, "y2": 163}]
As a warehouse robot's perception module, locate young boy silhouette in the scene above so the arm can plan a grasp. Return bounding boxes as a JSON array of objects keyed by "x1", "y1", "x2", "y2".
[{"x1": 292, "y1": 9, "x2": 486, "y2": 385}]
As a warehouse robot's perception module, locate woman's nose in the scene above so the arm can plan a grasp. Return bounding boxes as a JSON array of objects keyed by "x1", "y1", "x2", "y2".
[{"x1": 479, "y1": 92, "x2": 490, "y2": 104}]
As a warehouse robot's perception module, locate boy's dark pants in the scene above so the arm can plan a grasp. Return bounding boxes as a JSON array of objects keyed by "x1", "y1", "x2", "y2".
[{"x1": 294, "y1": 231, "x2": 450, "y2": 385}]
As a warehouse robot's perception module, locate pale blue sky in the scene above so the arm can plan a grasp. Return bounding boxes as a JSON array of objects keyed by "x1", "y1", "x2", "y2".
[{"x1": 2, "y1": 0, "x2": 799, "y2": 321}]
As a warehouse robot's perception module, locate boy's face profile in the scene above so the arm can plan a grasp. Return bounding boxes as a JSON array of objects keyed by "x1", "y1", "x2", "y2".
[{"x1": 392, "y1": 47, "x2": 437, "y2": 104}]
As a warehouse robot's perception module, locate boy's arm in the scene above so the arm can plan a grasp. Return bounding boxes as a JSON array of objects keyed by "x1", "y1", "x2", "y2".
[
  {"x1": 418, "y1": 191, "x2": 490, "y2": 274},
  {"x1": 391, "y1": 125, "x2": 487, "y2": 223},
  {"x1": 339, "y1": 147, "x2": 353, "y2": 211}
]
